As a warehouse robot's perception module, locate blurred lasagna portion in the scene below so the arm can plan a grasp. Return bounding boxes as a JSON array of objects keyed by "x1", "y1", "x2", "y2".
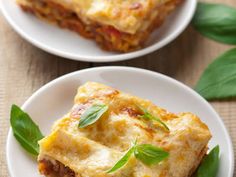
[
  {"x1": 37, "y1": 82, "x2": 211, "y2": 177},
  {"x1": 16, "y1": 0, "x2": 183, "y2": 52}
]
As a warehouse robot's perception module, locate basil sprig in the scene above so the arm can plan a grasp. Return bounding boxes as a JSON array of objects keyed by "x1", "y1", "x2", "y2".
[
  {"x1": 192, "y1": 2, "x2": 236, "y2": 45},
  {"x1": 139, "y1": 106, "x2": 169, "y2": 131},
  {"x1": 134, "y1": 144, "x2": 169, "y2": 165},
  {"x1": 78, "y1": 104, "x2": 108, "y2": 128},
  {"x1": 195, "y1": 48, "x2": 236, "y2": 100},
  {"x1": 10, "y1": 104, "x2": 44, "y2": 155},
  {"x1": 107, "y1": 144, "x2": 136, "y2": 173},
  {"x1": 108, "y1": 142, "x2": 169, "y2": 173},
  {"x1": 196, "y1": 145, "x2": 220, "y2": 177}
]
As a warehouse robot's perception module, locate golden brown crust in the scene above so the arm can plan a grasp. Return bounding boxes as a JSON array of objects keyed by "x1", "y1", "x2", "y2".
[
  {"x1": 38, "y1": 82, "x2": 212, "y2": 177},
  {"x1": 188, "y1": 146, "x2": 208, "y2": 177},
  {"x1": 17, "y1": 0, "x2": 183, "y2": 52}
]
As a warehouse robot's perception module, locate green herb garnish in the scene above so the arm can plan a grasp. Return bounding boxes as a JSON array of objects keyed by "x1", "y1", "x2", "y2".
[
  {"x1": 192, "y1": 3, "x2": 236, "y2": 100},
  {"x1": 78, "y1": 104, "x2": 108, "y2": 128},
  {"x1": 195, "y1": 48, "x2": 236, "y2": 100},
  {"x1": 196, "y1": 145, "x2": 220, "y2": 177},
  {"x1": 192, "y1": 2, "x2": 236, "y2": 45},
  {"x1": 107, "y1": 141, "x2": 169, "y2": 173},
  {"x1": 107, "y1": 143, "x2": 136, "y2": 173},
  {"x1": 10, "y1": 104, "x2": 44, "y2": 155},
  {"x1": 134, "y1": 144, "x2": 169, "y2": 165},
  {"x1": 139, "y1": 106, "x2": 169, "y2": 131}
]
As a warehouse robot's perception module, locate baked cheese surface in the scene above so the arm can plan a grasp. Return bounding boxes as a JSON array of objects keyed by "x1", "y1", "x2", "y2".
[
  {"x1": 18, "y1": 0, "x2": 173, "y2": 34},
  {"x1": 38, "y1": 82, "x2": 211, "y2": 177}
]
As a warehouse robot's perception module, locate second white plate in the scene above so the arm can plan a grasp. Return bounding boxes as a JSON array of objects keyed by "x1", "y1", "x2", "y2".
[
  {"x1": 7, "y1": 66, "x2": 234, "y2": 177},
  {"x1": 1, "y1": 0, "x2": 196, "y2": 62}
]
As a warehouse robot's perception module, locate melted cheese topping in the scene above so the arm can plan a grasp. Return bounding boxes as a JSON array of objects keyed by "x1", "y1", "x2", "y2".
[
  {"x1": 38, "y1": 82, "x2": 211, "y2": 177},
  {"x1": 18, "y1": 0, "x2": 173, "y2": 34}
]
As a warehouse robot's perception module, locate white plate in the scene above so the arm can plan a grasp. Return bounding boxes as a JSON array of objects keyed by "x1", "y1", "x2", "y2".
[
  {"x1": 1, "y1": 0, "x2": 196, "y2": 62},
  {"x1": 7, "y1": 66, "x2": 234, "y2": 177}
]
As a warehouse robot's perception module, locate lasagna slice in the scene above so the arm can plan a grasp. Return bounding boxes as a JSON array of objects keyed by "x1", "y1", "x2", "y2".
[
  {"x1": 38, "y1": 82, "x2": 211, "y2": 177},
  {"x1": 16, "y1": 0, "x2": 183, "y2": 52}
]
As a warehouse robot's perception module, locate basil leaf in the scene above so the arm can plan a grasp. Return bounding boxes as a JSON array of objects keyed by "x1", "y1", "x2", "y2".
[
  {"x1": 79, "y1": 104, "x2": 108, "y2": 128},
  {"x1": 192, "y1": 3, "x2": 236, "y2": 45},
  {"x1": 139, "y1": 106, "x2": 169, "y2": 131},
  {"x1": 107, "y1": 141, "x2": 169, "y2": 173},
  {"x1": 107, "y1": 145, "x2": 136, "y2": 173},
  {"x1": 195, "y1": 48, "x2": 236, "y2": 100},
  {"x1": 196, "y1": 145, "x2": 220, "y2": 177},
  {"x1": 10, "y1": 104, "x2": 44, "y2": 155},
  {"x1": 134, "y1": 144, "x2": 169, "y2": 166}
]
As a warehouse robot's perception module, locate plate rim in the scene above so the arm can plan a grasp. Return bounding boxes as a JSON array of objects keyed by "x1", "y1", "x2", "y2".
[
  {"x1": 6, "y1": 66, "x2": 234, "y2": 177},
  {"x1": 1, "y1": 0, "x2": 196, "y2": 62}
]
